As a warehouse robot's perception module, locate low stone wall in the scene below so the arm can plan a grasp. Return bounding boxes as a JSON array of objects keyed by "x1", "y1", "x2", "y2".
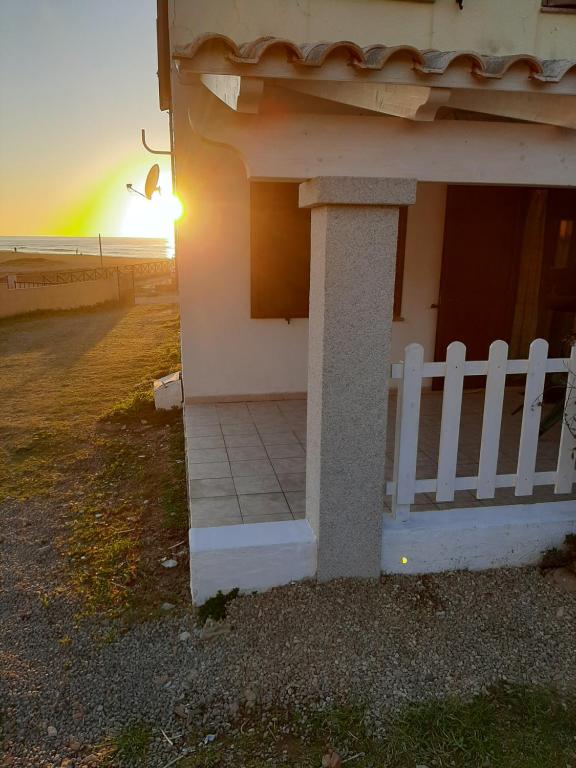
[{"x1": 0, "y1": 274, "x2": 120, "y2": 318}]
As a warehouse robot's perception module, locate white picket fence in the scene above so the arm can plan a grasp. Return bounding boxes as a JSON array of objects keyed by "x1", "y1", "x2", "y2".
[{"x1": 386, "y1": 339, "x2": 576, "y2": 521}]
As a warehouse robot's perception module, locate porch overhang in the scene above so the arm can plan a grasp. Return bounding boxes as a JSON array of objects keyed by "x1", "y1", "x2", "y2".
[
  {"x1": 175, "y1": 80, "x2": 576, "y2": 187},
  {"x1": 170, "y1": 34, "x2": 576, "y2": 186}
]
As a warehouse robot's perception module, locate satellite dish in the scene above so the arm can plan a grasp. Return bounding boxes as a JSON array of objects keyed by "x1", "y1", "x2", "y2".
[{"x1": 144, "y1": 164, "x2": 160, "y2": 199}]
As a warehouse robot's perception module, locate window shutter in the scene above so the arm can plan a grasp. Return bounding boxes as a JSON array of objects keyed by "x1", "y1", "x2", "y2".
[{"x1": 250, "y1": 183, "x2": 311, "y2": 319}]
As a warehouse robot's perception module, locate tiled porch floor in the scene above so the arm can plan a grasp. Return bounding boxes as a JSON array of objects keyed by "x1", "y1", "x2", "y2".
[
  {"x1": 185, "y1": 389, "x2": 574, "y2": 527},
  {"x1": 185, "y1": 400, "x2": 307, "y2": 527}
]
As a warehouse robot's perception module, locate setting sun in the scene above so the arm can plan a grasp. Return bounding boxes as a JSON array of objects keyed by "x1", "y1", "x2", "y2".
[{"x1": 121, "y1": 170, "x2": 182, "y2": 242}]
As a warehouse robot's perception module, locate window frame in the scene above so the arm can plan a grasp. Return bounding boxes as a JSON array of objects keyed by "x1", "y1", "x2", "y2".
[
  {"x1": 541, "y1": 0, "x2": 576, "y2": 11},
  {"x1": 393, "y1": 207, "x2": 408, "y2": 321}
]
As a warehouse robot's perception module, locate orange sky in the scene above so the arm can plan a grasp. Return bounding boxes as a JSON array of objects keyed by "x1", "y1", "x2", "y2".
[{"x1": 0, "y1": 0, "x2": 172, "y2": 238}]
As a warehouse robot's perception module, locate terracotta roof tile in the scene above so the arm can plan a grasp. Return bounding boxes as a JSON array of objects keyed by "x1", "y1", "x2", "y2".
[{"x1": 173, "y1": 34, "x2": 576, "y2": 85}]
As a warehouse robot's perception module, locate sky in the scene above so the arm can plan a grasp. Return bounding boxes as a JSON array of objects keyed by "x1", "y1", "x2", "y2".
[{"x1": 0, "y1": 0, "x2": 173, "y2": 238}]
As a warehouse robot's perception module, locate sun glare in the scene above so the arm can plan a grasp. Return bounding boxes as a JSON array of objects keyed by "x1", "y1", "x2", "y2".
[{"x1": 120, "y1": 170, "x2": 182, "y2": 242}]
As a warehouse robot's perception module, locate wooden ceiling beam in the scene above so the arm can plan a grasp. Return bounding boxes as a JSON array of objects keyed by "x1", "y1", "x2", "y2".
[{"x1": 183, "y1": 82, "x2": 576, "y2": 187}]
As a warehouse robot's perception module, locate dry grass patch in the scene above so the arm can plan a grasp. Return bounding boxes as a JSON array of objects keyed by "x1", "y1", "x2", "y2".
[{"x1": 0, "y1": 303, "x2": 189, "y2": 618}]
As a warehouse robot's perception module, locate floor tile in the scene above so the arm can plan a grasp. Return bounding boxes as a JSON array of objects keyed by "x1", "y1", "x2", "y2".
[
  {"x1": 265, "y1": 443, "x2": 305, "y2": 459},
  {"x1": 230, "y1": 459, "x2": 275, "y2": 477},
  {"x1": 285, "y1": 490, "x2": 305, "y2": 516},
  {"x1": 221, "y1": 423, "x2": 260, "y2": 437},
  {"x1": 188, "y1": 478, "x2": 236, "y2": 499},
  {"x1": 191, "y1": 496, "x2": 242, "y2": 527},
  {"x1": 239, "y1": 493, "x2": 293, "y2": 521},
  {"x1": 224, "y1": 434, "x2": 264, "y2": 448},
  {"x1": 252, "y1": 419, "x2": 291, "y2": 431},
  {"x1": 227, "y1": 445, "x2": 268, "y2": 461},
  {"x1": 277, "y1": 473, "x2": 306, "y2": 491},
  {"x1": 187, "y1": 462, "x2": 231, "y2": 480},
  {"x1": 186, "y1": 435, "x2": 225, "y2": 450},
  {"x1": 185, "y1": 424, "x2": 222, "y2": 438},
  {"x1": 191, "y1": 495, "x2": 240, "y2": 516},
  {"x1": 260, "y1": 432, "x2": 300, "y2": 446},
  {"x1": 219, "y1": 415, "x2": 255, "y2": 427},
  {"x1": 271, "y1": 457, "x2": 306, "y2": 474},
  {"x1": 187, "y1": 448, "x2": 228, "y2": 464},
  {"x1": 184, "y1": 413, "x2": 221, "y2": 426},
  {"x1": 192, "y1": 514, "x2": 241, "y2": 528},
  {"x1": 234, "y1": 475, "x2": 281, "y2": 495}
]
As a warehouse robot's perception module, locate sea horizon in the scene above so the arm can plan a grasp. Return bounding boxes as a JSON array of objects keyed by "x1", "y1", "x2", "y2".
[{"x1": 0, "y1": 235, "x2": 174, "y2": 260}]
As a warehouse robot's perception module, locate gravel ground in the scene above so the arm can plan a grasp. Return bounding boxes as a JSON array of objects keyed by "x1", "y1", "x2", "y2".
[{"x1": 2, "y1": 495, "x2": 576, "y2": 767}]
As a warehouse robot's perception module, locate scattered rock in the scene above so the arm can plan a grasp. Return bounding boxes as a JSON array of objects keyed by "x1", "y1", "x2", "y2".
[
  {"x1": 174, "y1": 703, "x2": 189, "y2": 721},
  {"x1": 47, "y1": 726, "x2": 58, "y2": 737},
  {"x1": 69, "y1": 738, "x2": 82, "y2": 753},
  {"x1": 160, "y1": 602, "x2": 175, "y2": 611},
  {"x1": 322, "y1": 749, "x2": 342, "y2": 768},
  {"x1": 161, "y1": 559, "x2": 178, "y2": 569},
  {"x1": 199, "y1": 617, "x2": 232, "y2": 641},
  {"x1": 178, "y1": 631, "x2": 191, "y2": 642},
  {"x1": 72, "y1": 702, "x2": 85, "y2": 723}
]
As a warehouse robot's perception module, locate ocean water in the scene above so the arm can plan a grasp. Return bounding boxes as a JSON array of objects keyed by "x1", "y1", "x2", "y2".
[{"x1": 0, "y1": 236, "x2": 173, "y2": 260}]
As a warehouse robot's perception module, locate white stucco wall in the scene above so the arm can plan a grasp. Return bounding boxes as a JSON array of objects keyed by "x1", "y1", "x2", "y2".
[
  {"x1": 175, "y1": 108, "x2": 446, "y2": 402},
  {"x1": 392, "y1": 182, "x2": 446, "y2": 364},
  {"x1": 175, "y1": 128, "x2": 309, "y2": 400},
  {"x1": 169, "y1": 0, "x2": 576, "y2": 61}
]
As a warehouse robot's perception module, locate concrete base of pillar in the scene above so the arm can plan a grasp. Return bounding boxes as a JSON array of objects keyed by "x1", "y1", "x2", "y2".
[{"x1": 189, "y1": 520, "x2": 317, "y2": 605}]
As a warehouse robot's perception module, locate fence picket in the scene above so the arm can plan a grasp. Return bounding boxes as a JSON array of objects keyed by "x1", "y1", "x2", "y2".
[
  {"x1": 515, "y1": 338, "x2": 548, "y2": 496},
  {"x1": 477, "y1": 341, "x2": 508, "y2": 499},
  {"x1": 436, "y1": 341, "x2": 466, "y2": 502},
  {"x1": 555, "y1": 343, "x2": 576, "y2": 494},
  {"x1": 392, "y1": 343, "x2": 424, "y2": 520}
]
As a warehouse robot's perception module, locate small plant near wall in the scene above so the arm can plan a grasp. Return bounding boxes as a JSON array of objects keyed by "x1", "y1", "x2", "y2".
[
  {"x1": 540, "y1": 534, "x2": 576, "y2": 571},
  {"x1": 512, "y1": 337, "x2": 576, "y2": 439},
  {"x1": 197, "y1": 588, "x2": 240, "y2": 626}
]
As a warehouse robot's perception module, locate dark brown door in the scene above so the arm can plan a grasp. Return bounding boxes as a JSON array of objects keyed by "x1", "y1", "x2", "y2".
[
  {"x1": 537, "y1": 189, "x2": 576, "y2": 357},
  {"x1": 435, "y1": 185, "x2": 528, "y2": 371}
]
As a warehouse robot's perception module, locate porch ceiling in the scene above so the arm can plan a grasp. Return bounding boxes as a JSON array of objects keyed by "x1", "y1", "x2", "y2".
[{"x1": 174, "y1": 34, "x2": 576, "y2": 96}]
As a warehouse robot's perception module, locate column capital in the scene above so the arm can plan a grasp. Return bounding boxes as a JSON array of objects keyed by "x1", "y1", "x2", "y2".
[{"x1": 299, "y1": 176, "x2": 417, "y2": 209}]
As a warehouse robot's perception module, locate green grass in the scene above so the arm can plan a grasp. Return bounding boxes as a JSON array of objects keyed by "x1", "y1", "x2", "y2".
[
  {"x1": 104, "y1": 723, "x2": 152, "y2": 767},
  {"x1": 161, "y1": 420, "x2": 189, "y2": 531},
  {"x1": 179, "y1": 686, "x2": 576, "y2": 768},
  {"x1": 196, "y1": 588, "x2": 239, "y2": 626}
]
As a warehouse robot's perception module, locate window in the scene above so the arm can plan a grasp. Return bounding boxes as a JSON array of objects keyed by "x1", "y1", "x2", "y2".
[
  {"x1": 250, "y1": 182, "x2": 408, "y2": 321},
  {"x1": 250, "y1": 182, "x2": 311, "y2": 319}
]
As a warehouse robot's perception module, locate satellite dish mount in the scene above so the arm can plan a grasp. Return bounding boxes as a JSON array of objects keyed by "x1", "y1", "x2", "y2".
[{"x1": 126, "y1": 163, "x2": 161, "y2": 200}]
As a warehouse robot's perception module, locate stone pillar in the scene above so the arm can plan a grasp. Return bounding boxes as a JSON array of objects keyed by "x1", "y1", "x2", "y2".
[{"x1": 299, "y1": 177, "x2": 417, "y2": 580}]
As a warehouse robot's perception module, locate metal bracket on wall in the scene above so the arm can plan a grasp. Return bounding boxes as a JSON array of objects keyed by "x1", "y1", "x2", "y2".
[{"x1": 141, "y1": 128, "x2": 171, "y2": 156}]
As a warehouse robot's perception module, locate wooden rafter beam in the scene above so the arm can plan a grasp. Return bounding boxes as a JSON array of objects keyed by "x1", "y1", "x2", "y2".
[
  {"x1": 200, "y1": 74, "x2": 264, "y2": 113},
  {"x1": 447, "y1": 90, "x2": 576, "y2": 130},
  {"x1": 184, "y1": 82, "x2": 576, "y2": 187},
  {"x1": 279, "y1": 80, "x2": 451, "y2": 121}
]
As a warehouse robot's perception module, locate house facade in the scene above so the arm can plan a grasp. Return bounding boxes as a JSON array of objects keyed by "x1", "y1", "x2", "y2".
[{"x1": 157, "y1": 0, "x2": 576, "y2": 603}]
